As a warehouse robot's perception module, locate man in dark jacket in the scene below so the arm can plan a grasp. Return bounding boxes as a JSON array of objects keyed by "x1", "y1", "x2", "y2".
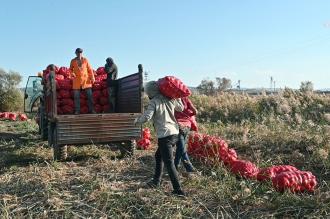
[{"x1": 104, "y1": 57, "x2": 118, "y2": 112}]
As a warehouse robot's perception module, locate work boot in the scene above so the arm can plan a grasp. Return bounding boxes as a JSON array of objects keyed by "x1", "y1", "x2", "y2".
[
  {"x1": 89, "y1": 110, "x2": 96, "y2": 114},
  {"x1": 146, "y1": 179, "x2": 161, "y2": 188},
  {"x1": 172, "y1": 189, "x2": 186, "y2": 197},
  {"x1": 74, "y1": 111, "x2": 80, "y2": 115}
]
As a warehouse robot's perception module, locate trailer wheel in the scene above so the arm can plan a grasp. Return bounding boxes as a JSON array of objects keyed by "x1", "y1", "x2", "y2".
[
  {"x1": 54, "y1": 145, "x2": 68, "y2": 161},
  {"x1": 119, "y1": 140, "x2": 136, "y2": 157},
  {"x1": 50, "y1": 124, "x2": 68, "y2": 161},
  {"x1": 39, "y1": 106, "x2": 48, "y2": 141}
]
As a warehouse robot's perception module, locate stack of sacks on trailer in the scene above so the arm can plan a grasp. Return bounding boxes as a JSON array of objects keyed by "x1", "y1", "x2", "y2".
[{"x1": 42, "y1": 65, "x2": 112, "y2": 114}]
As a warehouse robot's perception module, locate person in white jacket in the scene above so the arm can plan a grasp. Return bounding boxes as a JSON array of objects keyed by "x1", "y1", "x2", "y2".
[{"x1": 134, "y1": 81, "x2": 185, "y2": 196}]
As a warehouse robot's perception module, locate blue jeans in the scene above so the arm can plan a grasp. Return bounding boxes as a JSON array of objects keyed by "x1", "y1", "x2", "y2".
[
  {"x1": 174, "y1": 127, "x2": 194, "y2": 172},
  {"x1": 73, "y1": 88, "x2": 94, "y2": 113}
]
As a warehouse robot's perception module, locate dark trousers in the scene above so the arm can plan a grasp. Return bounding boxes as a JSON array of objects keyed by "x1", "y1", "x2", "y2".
[
  {"x1": 154, "y1": 134, "x2": 182, "y2": 191},
  {"x1": 73, "y1": 88, "x2": 94, "y2": 113},
  {"x1": 174, "y1": 127, "x2": 194, "y2": 172},
  {"x1": 107, "y1": 87, "x2": 116, "y2": 113}
]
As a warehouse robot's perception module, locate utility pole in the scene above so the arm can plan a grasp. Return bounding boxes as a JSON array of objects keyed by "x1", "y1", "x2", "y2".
[
  {"x1": 270, "y1": 76, "x2": 273, "y2": 90},
  {"x1": 273, "y1": 81, "x2": 276, "y2": 92},
  {"x1": 144, "y1": 71, "x2": 149, "y2": 82}
]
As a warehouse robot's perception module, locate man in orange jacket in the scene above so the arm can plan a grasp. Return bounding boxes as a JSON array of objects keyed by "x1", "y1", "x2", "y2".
[{"x1": 70, "y1": 48, "x2": 95, "y2": 114}]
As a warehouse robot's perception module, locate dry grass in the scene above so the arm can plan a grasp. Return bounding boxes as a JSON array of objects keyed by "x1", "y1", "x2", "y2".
[{"x1": 0, "y1": 91, "x2": 330, "y2": 218}]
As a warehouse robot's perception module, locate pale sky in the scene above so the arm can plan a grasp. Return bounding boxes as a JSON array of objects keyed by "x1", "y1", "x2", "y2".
[{"x1": 0, "y1": 0, "x2": 329, "y2": 89}]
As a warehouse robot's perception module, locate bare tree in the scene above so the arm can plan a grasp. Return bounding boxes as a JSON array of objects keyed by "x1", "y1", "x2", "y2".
[
  {"x1": 300, "y1": 81, "x2": 314, "y2": 92},
  {"x1": 216, "y1": 77, "x2": 232, "y2": 91},
  {"x1": 197, "y1": 79, "x2": 216, "y2": 95}
]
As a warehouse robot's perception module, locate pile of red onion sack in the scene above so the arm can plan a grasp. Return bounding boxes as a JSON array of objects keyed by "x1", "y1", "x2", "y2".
[
  {"x1": 0, "y1": 112, "x2": 28, "y2": 121},
  {"x1": 43, "y1": 66, "x2": 111, "y2": 114},
  {"x1": 187, "y1": 129, "x2": 317, "y2": 193},
  {"x1": 156, "y1": 76, "x2": 317, "y2": 193}
]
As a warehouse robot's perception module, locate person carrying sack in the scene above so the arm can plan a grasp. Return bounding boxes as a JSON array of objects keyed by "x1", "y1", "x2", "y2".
[{"x1": 134, "y1": 81, "x2": 186, "y2": 196}]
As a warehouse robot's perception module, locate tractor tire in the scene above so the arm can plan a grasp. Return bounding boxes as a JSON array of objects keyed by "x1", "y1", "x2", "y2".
[
  {"x1": 53, "y1": 145, "x2": 68, "y2": 161},
  {"x1": 39, "y1": 106, "x2": 48, "y2": 141},
  {"x1": 49, "y1": 123, "x2": 68, "y2": 161},
  {"x1": 119, "y1": 140, "x2": 136, "y2": 158}
]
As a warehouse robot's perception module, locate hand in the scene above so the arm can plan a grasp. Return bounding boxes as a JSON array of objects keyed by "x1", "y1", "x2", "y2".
[
  {"x1": 134, "y1": 118, "x2": 139, "y2": 126},
  {"x1": 91, "y1": 77, "x2": 95, "y2": 84},
  {"x1": 72, "y1": 73, "x2": 76, "y2": 78},
  {"x1": 194, "y1": 109, "x2": 198, "y2": 115}
]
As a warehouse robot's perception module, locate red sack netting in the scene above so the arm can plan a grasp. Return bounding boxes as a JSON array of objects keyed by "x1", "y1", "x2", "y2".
[
  {"x1": 272, "y1": 170, "x2": 317, "y2": 193},
  {"x1": 0, "y1": 112, "x2": 28, "y2": 121},
  {"x1": 187, "y1": 133, "x2": 228, "y2": 161},
  {"x1": 100, "y1": 97, "x2": 108, "y2": 106},
  {"x1": 229, "y1": 159, "x2": 259, "y2": 179},
  {"x1": 80, "y1": 98, "x2": 87, "y2": 106},
  {"x1": 95, "y1": 74, "x2": 107, "y2": 82},
  {"x1": 57, "y1": 79, "x2": 72, "y2": 90},
  {"x1": 190, "y1": 116, "x2": 198, "y2": 132},
  {"x1": 93, "y1": 96, "x2": 99, "y2": 105},
  {"x1": 102, "y1": 88, "x2": 109, "y2": 98},
  {"x1": 102, "y1": 104, "x2": 111, "y2": 113},
  {"x1": 59, "y1": 90, "x2": 72, "y2": 99},
  {"x1": 187, "y1": 131, "x2": 318, "y2": 193},
  {"x1": 257, "y1": 165, "x2": 299, "y2": 182},
  {"x1": 137, "y1": 128, "x2": 152, "y2": 150},
  {"x1": 61, "y1": 105, "x2": 74, "y2": 114},
  {"x1": 0, "y1": 112, "x2": 9, "y2": 119},
  {"x1": 80, "y1": 91, "x2": 87, "y2": 100},
  {"x1": 81, "y1": 106, "x2": 89, "y2": 114},
  {"x1": 95, "y1": 104, "x2": 102, "y2": 113},
  {"x1": 57, "y1": 67, "x2": 71, "y2": 78},
  {"x1": 92, "y1": 90, "x2": 102, "y2": 99},
  {"x1": 55, "y1": 74, "x2": 64, "y2": 81},
  {"x1": 43, "y1": 65, "x2": 59, "y2": 75},
  {"x1": 100, "y1": 81, "x2": 107, "y2": 89},
  {"x1": 18, "y1": 114, "x2": 28, "y2": 121},
  {"x1": 96, "y1": 67, "x2": 106, "y2": 75},
  {"x1": 220, "y1": 148, "x2": 238, "y2": 166},
  {"x1": 8, "y1": 113, "x2": 17, "y2": 121},
  {"x1": 158, "y1": 76, "x2": 191, "y2": 99},
  {"x1": 60, "y1": 98, "x2": 74, "y2": 107},
  {"x1": 92, "y1": 82, "x2": 103, "y2": 90}
]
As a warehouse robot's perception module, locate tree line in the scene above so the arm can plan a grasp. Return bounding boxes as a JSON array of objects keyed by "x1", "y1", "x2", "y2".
[{"x1": 0, "y1": 68, "x2": 23, "y2": 112}]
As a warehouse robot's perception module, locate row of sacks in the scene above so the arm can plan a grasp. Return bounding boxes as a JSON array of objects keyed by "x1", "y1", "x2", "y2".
[
  {"x1": 43, "y1": 65, "x2": 107, "y2": 80},
  {"x1": 0, "y1": 112, "x2": 28, "y2": 121},
  {"x1": 127, "y1": 76, "x2": 318, "y2": 193},
  {"x1": 43, "y1": 66, "x2": 112, "y2": 114},
  {"x1": 187, "y1": 132, "x2": 317, "y2": 193}
]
